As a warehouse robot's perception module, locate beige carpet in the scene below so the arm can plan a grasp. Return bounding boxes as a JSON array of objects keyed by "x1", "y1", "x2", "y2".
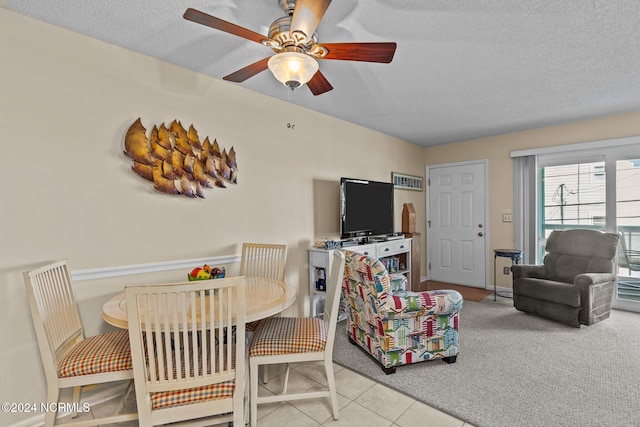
[
  {"x1": 333, "y1": 297, "x2": 640, "y2": 426},
  {"x1": 419, "y1": 280, "x2": 493, "y2": 302}
]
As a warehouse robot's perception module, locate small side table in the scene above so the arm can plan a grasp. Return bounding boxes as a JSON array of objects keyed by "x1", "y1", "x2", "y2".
[{"x1": 493, "y1": 249, "x2": 523, "y2": 301}]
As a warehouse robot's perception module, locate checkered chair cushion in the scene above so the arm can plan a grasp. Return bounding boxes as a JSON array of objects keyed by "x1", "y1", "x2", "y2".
[
  {"x1": 245, "y1": 320, "x2": 262, "y2": 332},
  {"x1": 58, "y1": 330, "x2": 132, "y2": 378},
  {"x1": 249, "y1": 317, "x2": 327, "y2": 357},
  {"x1": 151, "y1": 382, "x2": 235, "y2": 410},
  {"x1": 149, "y1": 342, "x2": 237, "y2": 410}
]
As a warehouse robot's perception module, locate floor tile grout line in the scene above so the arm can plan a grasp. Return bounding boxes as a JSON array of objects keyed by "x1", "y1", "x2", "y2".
[{"x1": 78, "y1": 360, "x2": 470, "y2": 426}]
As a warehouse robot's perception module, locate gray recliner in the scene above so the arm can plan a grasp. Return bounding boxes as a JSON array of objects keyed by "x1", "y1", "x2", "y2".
[{"x1": 511, "y1": 229, "x2": 619, "y2": 327}]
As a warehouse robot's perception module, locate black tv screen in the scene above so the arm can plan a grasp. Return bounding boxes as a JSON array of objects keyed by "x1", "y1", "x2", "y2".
[{"x1": 340, "y1": 178, "x2": 394, "y2": 239}]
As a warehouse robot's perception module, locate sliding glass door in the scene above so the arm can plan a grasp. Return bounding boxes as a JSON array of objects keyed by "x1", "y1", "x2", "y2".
[
  {"x1": 616, "y1": 159, "x2": 640, "y2": 307},
  {"x1": 537, "y1": 149, "x2": 640, "y2": 312}
]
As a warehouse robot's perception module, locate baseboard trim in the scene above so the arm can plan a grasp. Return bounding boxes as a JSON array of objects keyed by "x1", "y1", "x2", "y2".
[
  {"x1": 420, "y1": 279, "x2": 513, "y2": 296},
  {"x1": 70, "y1": 254, "x2": 241, "y2": 282},
  {"x1": 494, "y1": 285, "x2": 514, "y2": 295}
]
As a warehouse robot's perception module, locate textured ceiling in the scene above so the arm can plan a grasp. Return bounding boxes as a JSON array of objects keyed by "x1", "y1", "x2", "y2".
[{"x1": 4, "y1": 0, "x2": 640, "y2": 147}]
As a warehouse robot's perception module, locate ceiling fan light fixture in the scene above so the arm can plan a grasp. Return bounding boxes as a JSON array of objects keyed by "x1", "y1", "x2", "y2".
[{"x1": 268, "y1": 52, "x2": 318, "y2": 89}]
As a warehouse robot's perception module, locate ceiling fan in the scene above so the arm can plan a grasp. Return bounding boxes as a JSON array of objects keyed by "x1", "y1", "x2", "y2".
[{"x1": 183, "y1": 0, "x2": 397, "y2": 95}]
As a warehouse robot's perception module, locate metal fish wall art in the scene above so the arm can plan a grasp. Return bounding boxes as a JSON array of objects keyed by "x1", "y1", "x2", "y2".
[{"x1": 124, "y1": 118, "x2": 238, "y2": 198}]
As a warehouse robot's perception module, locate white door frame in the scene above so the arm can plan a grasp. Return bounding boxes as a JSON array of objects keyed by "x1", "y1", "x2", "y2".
[{"x1": 426, "y1": 159, "x2": 490, "y2": 288}]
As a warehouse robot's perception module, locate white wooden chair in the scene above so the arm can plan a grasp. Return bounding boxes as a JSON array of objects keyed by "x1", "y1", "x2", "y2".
[
  {"x1": 240, "y1": 243, "x2": 287, "y2": 383},
  {"x1": 23, "y1": 260, "x2": 137, "y2": 427},
  {"x1": 248, "y1": 250, "x2": 346, "y2": 427},
  {"x1": 125, "y1": 277, "x2": 246, "y2": 427},
  {"x1": 239, "y1": 243, "x2": 287, "y2": 280}
]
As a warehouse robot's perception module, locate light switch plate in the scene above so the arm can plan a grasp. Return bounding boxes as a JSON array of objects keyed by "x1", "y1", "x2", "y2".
[{"x1": 502, "y1": 213, "x2": 513, "y2": 222}]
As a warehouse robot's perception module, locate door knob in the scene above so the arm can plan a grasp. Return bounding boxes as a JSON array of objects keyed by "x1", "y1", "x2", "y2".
[
  {"x1": 478, "y1": 232, "x2": 484, "y2": 237},
  {"x1": 478, "y1": 224, "x2": 484, "y2": 228}
]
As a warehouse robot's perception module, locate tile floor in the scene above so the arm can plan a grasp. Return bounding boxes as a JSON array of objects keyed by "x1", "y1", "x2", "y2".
[{"x1": 61, "y1": 362, "x2": 474, "y2": 427}]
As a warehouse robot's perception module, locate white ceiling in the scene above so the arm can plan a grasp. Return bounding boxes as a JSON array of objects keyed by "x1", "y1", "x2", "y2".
[{"x1": 5, "y1": 0, "x2": 640, "y2": 147}]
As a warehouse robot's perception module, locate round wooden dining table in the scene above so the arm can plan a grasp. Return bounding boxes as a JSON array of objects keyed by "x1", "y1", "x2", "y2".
[{"x1": 103, "y1": 276, "x2": 297, "y2": 329}]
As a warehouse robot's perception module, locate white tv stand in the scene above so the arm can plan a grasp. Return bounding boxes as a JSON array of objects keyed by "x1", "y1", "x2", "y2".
[{"x1": 308, "y1": 237, "x2": 411, "y2": 318}]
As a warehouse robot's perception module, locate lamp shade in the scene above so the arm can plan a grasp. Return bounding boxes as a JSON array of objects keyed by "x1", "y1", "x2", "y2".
[{"x1": 267, "y1": 52, "x2": 319, "y2": 89}]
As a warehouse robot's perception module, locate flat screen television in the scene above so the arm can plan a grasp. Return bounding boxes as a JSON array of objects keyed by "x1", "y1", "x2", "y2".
[{"x1": 340, "y1": 177, "x2": 394, "y2": 239}]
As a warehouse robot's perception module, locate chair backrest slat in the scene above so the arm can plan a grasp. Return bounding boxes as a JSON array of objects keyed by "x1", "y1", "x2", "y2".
[
  {"x1": 24, "y1": 260, "x2": 84, "y2": 367},
  {"x1": 142, "y1": 294, "x2": 159, "y2": 383},
  {"x1": 239, "y1": 243, "x2": 287, "y2": 281}
]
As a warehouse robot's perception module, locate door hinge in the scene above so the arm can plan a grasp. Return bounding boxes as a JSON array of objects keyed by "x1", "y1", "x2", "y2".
[
  {"x1": 428, "y1": 262, "x2": 431, "y2": 270},
  {"x1": 428, "y1": 178, "x2": 430, "y2": 186},
  {"x1": 427, "y1": 220, "x2": 431, "y2": 228}
]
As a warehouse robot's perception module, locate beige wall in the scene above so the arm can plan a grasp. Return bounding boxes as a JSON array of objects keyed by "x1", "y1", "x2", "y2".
[
  {"x1": 0, "y1": 10, "x2": 426, "y2": 424},
  {"x1": 424, "y1": 111, "x2": 640, "y2": 287}
]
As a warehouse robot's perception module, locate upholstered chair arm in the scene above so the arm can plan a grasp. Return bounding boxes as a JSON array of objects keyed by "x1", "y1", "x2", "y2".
[
  {"x1": 382, "y1": 289, "x2": 463, "y2": 320},
  {"x1": 511, "y1": 264, "x2": 546, "y2": 280},
  {"x1": 574, "y1": 272, "x2": 617, "y2": 326},
  {"x1": 574, "y1": 272, "x2": 616, "y2": 288}
]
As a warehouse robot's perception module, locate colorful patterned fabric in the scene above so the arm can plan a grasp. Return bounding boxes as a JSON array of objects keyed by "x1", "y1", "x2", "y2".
[
  {"x1": 342, "y1": 251, "x2": 463, "y2": 369},
  {"x1": 58, "y1": 330, "x2": 132, "y2": 378},
  {"x1": 249, "y1": 317, "x2": 327, "y2": 357}
]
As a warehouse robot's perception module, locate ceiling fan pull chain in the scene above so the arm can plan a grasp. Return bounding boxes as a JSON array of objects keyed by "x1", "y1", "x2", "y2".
[{"x1": 287, "y1": 88, "x2": 296, "y2": 129}]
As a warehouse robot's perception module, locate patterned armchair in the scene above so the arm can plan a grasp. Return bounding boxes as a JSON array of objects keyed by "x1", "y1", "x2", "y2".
[{"x1": 341, "y1": 251, "x2": 463, "y2": 374}]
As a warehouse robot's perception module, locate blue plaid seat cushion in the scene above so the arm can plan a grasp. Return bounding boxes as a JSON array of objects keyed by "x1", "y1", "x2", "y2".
[
  {"x1": 249, "y1": 317, "x2": 327, "y2": 357},
  {"x1": 58, "y1": 330, "x2": 132, "y2": 378}
]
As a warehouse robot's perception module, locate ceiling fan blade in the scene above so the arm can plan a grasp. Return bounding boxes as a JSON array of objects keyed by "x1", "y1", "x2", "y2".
[
  {"x1": 184, "y1": 8, "x2": 271, "y2": 45},
  {"x1": 307, "y1": 71, "x2": 333, "y2": 96},
  {"x1": 223, "y1": 57, "x2": 270, "y2": 83},
  {"x1": 317, "y1": 42, "x2": 397, "y2": 63},
  {"x1": 290, "y1": 0, "x2": 332, "y2": 40}
]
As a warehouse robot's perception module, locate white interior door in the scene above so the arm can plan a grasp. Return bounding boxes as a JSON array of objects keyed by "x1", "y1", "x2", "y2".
[{"x1": 427, "y1": 161, "x2": 487, "y2": 287}]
